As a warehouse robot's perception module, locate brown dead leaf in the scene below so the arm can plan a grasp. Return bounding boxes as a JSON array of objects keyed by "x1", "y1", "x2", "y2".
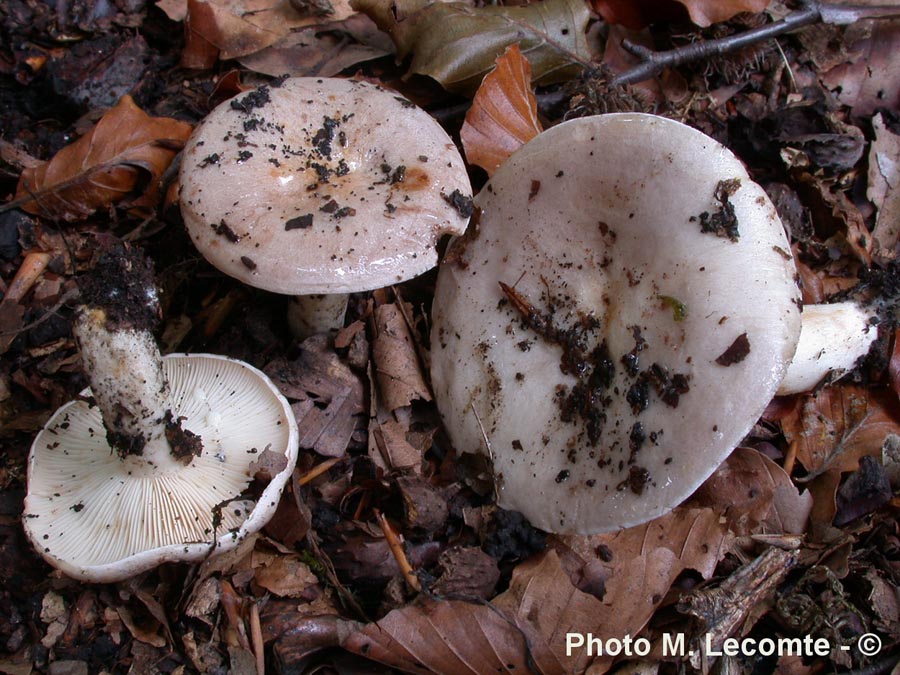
[
  {"x1": 691, "y1": 447, "x2": 812, "y2": 536},
  {"x1": 343, "y1": 597, "x2": 532, "y2": 674},
  {"x1": 253, "y1": 554, "x2": 321, "y2": 598},
  {"x1": 590, "y1": 0, "x2": 769, "y2": 29},
  {"x1": 372, "y1": 303, "x2": 431, "y2": 410},
  {"x1": 179, "y1": 0, "x2": 354, "y2": 61},
  {"x1": 14, "y1": 96, "x2": 192, "y2": 222},
  {"x1": 492, "y1": 549, "x2": 609, "y2": 674},
  {"x1": 552, "y1": 507, "x2": 732, "y2": 673},
  {"x1": 868, "y1": 113, "x2": 900, "y2": 252},
  {"x1": 265, "y1": 337, "x2": 365, "y2": 458},
  {"x1": 795, "y1": 172, "x2": 872, "y2": 265},
  {"x1": 238, "y1": 14, "x2": 392, "y2": 77},
  {"x1": 782, "y1": 385, "x2": 900, "y2": 480},
  {"x1": 460, "y1": 44, "x2": 543, "y2": 177},
  {"x1": 820, "y1": 20, "x2": 900, "y2": 119}
]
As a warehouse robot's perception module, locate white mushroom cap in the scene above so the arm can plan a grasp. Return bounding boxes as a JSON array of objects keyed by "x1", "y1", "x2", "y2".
[
  {"x1": 431, "y1": 113, "x2": 802, "y2": 534},
  {"x1": 777, "y1": 301, "x2": 878, "y2": 395},
  {"x1": 24, "y1": 354, "x2": 299, "y2": 582},
  {"x1": 179, "y1": 77, "x2": 473, "y2": 295}
]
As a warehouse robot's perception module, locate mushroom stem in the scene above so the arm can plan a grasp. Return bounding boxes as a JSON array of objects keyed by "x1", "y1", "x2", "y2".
[
  {"x1": 73, "y1": 246, "x2": 200, "y2": 468},
  {"x1": 73, "y1": 308, "x2": 172, "y2": 457},
  {"x1": 286, "y1": 293, "x2": 349, "y2": 339},
  {"x1": 777, "y1": 301, "x2": 878, "y2": 395}
]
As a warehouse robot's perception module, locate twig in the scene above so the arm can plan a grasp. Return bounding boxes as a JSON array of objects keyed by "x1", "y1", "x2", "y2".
[
  {"x1": 249, "y1": 601, "x2": 265, "y2": 675},
  {"x1": 375, "y1": 509, "x2": 422, "y2": 593},
  {"x1": 3, "y1": 251, "x2": 51, "y2": 303},
  {"x1": 296, "y1": 456, "x2": 342, "y2": 487},
  {"x1": 610, "y1": 1, "x2": 900, "y2": 87}
]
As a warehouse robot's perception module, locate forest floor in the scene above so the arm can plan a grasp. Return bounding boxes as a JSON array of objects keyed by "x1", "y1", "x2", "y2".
[{"x1": 2, "y1": 0, "x2": 900, "y2": 673}]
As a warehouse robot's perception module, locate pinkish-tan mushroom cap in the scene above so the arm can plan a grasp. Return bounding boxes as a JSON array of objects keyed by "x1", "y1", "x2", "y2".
[
  {"x1": 431, "y1": 113, "x2": 802, "y2": 534},
  {"x1": 179, "y1": 77, "x2": 472, "y2": 295}
]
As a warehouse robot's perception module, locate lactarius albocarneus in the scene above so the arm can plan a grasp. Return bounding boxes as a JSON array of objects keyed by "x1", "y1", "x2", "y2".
[
  {"x1": 179, "y1": 77, "x2": 473, "y2": 338},
  {"x1": 431, "y1": 113, "x2": 805, "y2": 534},
  {"x1": 23, "y1": 246, "x2": 299, "y2": 582}
]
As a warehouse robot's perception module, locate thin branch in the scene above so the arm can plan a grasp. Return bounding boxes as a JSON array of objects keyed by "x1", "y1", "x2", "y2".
[{"x1": 610, "y1": 1, "x2": 900, "y2": 87}]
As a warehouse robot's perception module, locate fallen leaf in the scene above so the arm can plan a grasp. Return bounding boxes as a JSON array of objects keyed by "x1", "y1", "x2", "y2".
[
  {"x1": 491, "y1": 549, "x2": 609, "y2": 674},
  {"x1": 461, "y1": 43, "x2": 543, "y2": 176},
  {"x1": 179, "y1": 0, "x2": 355, "y2": 61},
  {"x1": 782, "y1": 385, "x2": 900, "y2": 480},
  {"x1": 372, "y1": 303, "x2": 431, "y2": 410},
  {"x1": 352, "y1": 0, "x2": 592, "y2": 95},
  {"x1": 14, "y1": 96, "x2": 192, "y2": 222},
  {"x1": 691, "y1": 447, "x2": 812, "y2": 536},
  {"x1": 265, "y1": 337, "x2": 365, "y2": 458},
  {"x1": 253, "y1": 554, "x2": 321, "y2": 598},
  {"x1": 867, "y1": 113, "x2": 900, "y2": 252},
  {"x1": 820, "y1": 20, "x2": 900, "y2": 119},
  {"x1": 430, "y1": 546, "x2": 500, "y2": 600},
  {"x1": 238, "y1": 14, "x2": 393, "y2": 77},
  {"x1": 590, "y1": 0, "x2": 769, "y2": 29},
  {"x1": 552, "y1": 507, "x2": 732, "y2": 673},
  {"x1": 343, "y1": 596, "x2": 532, "y2": 674}
]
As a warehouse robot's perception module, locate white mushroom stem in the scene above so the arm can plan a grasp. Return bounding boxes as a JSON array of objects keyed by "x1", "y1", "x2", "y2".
[
  {"x1": 777, "y1": 301, "x2": 878, "y2": 395},
  {"x1": 287, "y1": 293, "x2": 349, "y2": 339},
  {"x1": 73, "y1": 308, "x2": 173, "y2": 462}
]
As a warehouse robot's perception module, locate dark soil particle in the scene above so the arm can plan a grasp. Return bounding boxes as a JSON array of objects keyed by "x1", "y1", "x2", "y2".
[
  {"x1": 483, "y1": 509, "x2": 546, "y2": 560},
  {"x1": 695, "y1": 178, "x2": 742, "y2": 242},
  {"x1": 443, "y1": 189, "x2": 475, "y2": 218},
  {"x1": 230, "y1": 86, "x2": 271, "y2": 114},
  {"x1": 715, "y1": 332, "x2": 751, "y2": 366},
  {"x1": 79, "y1": 244, "x2": 158, "y2": 332},
  {"x1": 164, "y1": 411, "x2": 203, "y2": 464},
  {"x1": 285, "y1": 214, "x2": 314, "y2": 230}
]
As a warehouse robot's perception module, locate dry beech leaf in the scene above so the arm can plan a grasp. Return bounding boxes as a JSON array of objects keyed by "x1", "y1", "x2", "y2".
[
  {"x1": 821, "y1": 20, "x2": 900, "y2": 119},
  {"x1": 14, "y1": 96, "x2": 192, "y2": 222},
  {"x1": 590, "y1": 0, "x2": 769, "y2": 29},
  {"x1": 237, "y1": 15, "x2": 392, "y2": 77},
  {"x1": 782, "y1": 385, "x2": 900, "y2": 480},
  {"x1": 691, "y1": 447, "x2": 812, "y2": 536},
  {"x1": 491, "y1": 549, "x2": 609, "y2": 674},
  {"x1": 867, "y1": 113, "x2": 900, "y2": 251},
  {"x1": 461, "y1": 43, "x2": 543, "y2": 176},
  {"x1": 343, "y1": 595, "x2": 532, "y2": 674},
  {"x1": 180, "y1": 0, "x2": 355, "y2": 61},
  {"x1": 252, "y1": 554, "x2": 320, "y2": 598},
  {"x1": 265, "y1": 337, "x2": 365, "y2": 458},
  {"x1": 552, "y1": 508, "x2": 732, "y2": 674},
  {"x1": 352, "y1": 0, "x2": 591, "y2": 95},
  {"x1": 372, "y1": 303, "x2": 431, "y2": 410}
]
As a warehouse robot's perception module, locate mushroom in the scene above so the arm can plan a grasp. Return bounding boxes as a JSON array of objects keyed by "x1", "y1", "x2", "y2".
[
  {"x1": 430, "y1": 113, "x2": 803, "y2": 534},
  {"x1": 179, "y1": 77, "x2": 473, "y2": 338},
  {"x1": 23, "y1": 246, "x2": 299, "y2": 582},
  {"x1": 777, "y1": 300, "x2": 878, "y2": 395}
]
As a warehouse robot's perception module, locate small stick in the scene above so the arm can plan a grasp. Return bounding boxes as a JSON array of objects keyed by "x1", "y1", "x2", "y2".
[
  {"x1": 3, "y1": 251, "x2": 52, "y2": 303},
  {"x1": 375, "y1": 509, "x2": 421, "y2": 593},
  {"x1": 609, "y1": 1, "x2": 900, "y2": 87},
  {"x1": 296, "y1": 456, "x2": 342, "y2": 486},
  {"x1": 249, "y1": 601, "x2": 265, "y2": 675},
  {"x1": 783, "y1": 438, "x2": 799, "y2": 476}
]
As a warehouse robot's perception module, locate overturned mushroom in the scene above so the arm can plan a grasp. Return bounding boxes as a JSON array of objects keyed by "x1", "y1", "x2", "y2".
[
  {"x1": 179, "y1": 77, "x2": 473, "y2": 338},
  {"x1": 431, "y1": 113, "x2": 802, "y2": 534},
  {"x1": 23, "y1": 246, "x2": 299, "y2": 582}
]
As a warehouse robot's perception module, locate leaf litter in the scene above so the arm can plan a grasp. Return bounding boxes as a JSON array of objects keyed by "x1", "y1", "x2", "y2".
[{"x1": 2, "y1": 1, "x2": 900, "y2": 674}]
